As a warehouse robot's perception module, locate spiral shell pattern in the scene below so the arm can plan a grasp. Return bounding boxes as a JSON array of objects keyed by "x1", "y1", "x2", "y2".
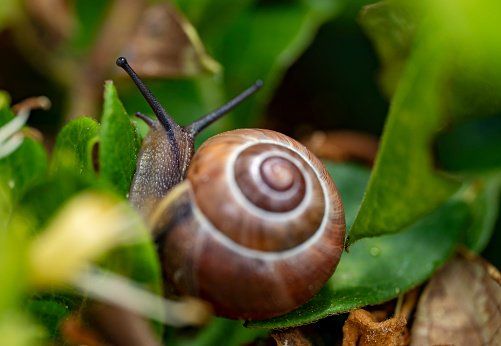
[{"x1": 152, "y1": 129, "x2": 345, "y2": 320}]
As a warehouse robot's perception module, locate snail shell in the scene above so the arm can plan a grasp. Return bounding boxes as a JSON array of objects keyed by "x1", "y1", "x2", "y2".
[
  {"x1": 151, "y1": 129, "x2": 345, "y2": 320},
  {"x1": 116, "y1": 57, "x2": 345, "y2": 320}
]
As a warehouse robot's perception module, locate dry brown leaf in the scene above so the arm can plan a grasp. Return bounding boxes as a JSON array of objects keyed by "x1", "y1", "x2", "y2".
[
  {"x1": 11, "y1": 96, "x2": 51, "y2": 143},
  {"x1": 11, "y1": 96, "x2": 51, "y2": 114},
  {"x1": 25, "y1": 0, "x2": 76, "y2": 42},
  {"x1": 270, "y1": 328, "x2": 312, "y2": 346},
  {"x1": 60, "y1": 313, "x2": 112, "y2": 346},
  {"x1": 65, "y1": 0, "x2": 144, "y2": 120},
  {"x1": 397, "y1": 287, "x2": 420, "y2": 322},
  {"x1": 84, "y1": 303, "x2": 161, "y2": 346},
  {"x1": 301, "y1": 130, "x2": 379, "y2": 166},
  {"x1": 342, "y1": 309, "x2": 407, "y2": 346},
  {"x1": 411, "y1": 254, "x2": 501, "y2": 345},
  {"x1": 122, "y1": 2, "x2": 221, "y2": 78}
]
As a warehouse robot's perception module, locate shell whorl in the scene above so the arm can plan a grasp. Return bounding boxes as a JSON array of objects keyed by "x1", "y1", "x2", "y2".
[{"x1": 188, "y1": 129, "x2": 332, "y2": 252}]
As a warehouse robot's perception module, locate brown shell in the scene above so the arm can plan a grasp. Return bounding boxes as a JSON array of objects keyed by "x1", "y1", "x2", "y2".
[{"x1": 151, "y1": 129, "x2": 345, "y2": 320}]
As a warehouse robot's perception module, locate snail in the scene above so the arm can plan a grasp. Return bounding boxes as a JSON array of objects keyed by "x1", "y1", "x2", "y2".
[{"x1": 116, "y1": 57, "x2": 346, "y2": 320}]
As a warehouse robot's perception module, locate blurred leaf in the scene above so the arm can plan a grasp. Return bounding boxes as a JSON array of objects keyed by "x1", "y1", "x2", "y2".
[
  {"x1": 171, "y1": 0, "x2": 254, "y2": 39},
  {"x1": 17, "y1": 175, "x2": 163, "y2": 340},
  {"x1": 119, "y1": 1, "x2": 343, "y2": 148},
  {"x1": 0, "y1": 138, "x2": 48, "y2": 202},
  {"x1": 358, "y1": 0, "x2": 422, "y2": 98},
  {"x1": 124, "y1": 2, "x2": 221, "y2": 78},
  {"x1": 165, "y1": 317, "x2": 268, "y2": 346},
  {"x1": 411, "y1": 254, "x2": 501, "y2": 345},
  {"x1": 72, "y1": 0, "x2": 112, "y2": 52},
  {"x1": 208, "y1": 1, "x2": 342, "y2": 128},
  {"x1": 460, "y1": 174, "x2": 501, "y2": 252},
  {"x1": 347, "y1": 0, "x2": 501, "y2": 247},
  {"x1": 18, "y1": 176, "x2": 161, "y2": 292},
  {"x1": 148, "y1": 0, "x2": 343, "y2": 139},
  {"x1": 325, "y1": 163, "x2": 370, "y2": 231},
  {"x1": 436, "y1": 114, "x2": 501, "y2": 172},
  {"x1": 0, "y1": 202, "x2": 28, "y2": 312},
  {"x1": 0, "y1": 96, "x2": 44, "y2": 342},
  {"x1": 0, "y1": 185, "x2": 41, "y2": 345},
  {"x1": 0, "y1": 0, "x2": 22, "y2": 31},
  {"x1": 95, "y1": 239, "x2": 164, "y2": 338},
  {"x1": 16, "y1": 173, "x2": 94, "y2": 231},
  {"x1": 346, "y1": 35, "x2": 462, "y2": 246},
  {"x1": 0, "y1": 313, "x2": 43, "y2": 346},
  {"x1": 0, "y1": 182, "x2": 11, "y2": 231},
  {"x1": 100, "y1": 81, "x2": 141, "y2": 197},
  {"x1": 51, "y1": 117, "x2": 100, "y2": 177},
  {"x1": 26, "y1": 299, "x2": 70, "y2": 342},
  {"x1": 249, "y1": 162, "x2": 476, "y2": 329},
  {"x1": 98, "y1": 226, "x2": 163, "y2": 303},
  {"x1": 432, "y1": 0, "x2": 501, "y2": 122},
  {"x1": 0, "y1": 95, "x2": 48, "y2": 202},
  {"x1": 0, "y1": 91, "x2": 11, "y2": 113},
  {"x1": 24, "y1": 0, "x2": 76, "y2": 42}
]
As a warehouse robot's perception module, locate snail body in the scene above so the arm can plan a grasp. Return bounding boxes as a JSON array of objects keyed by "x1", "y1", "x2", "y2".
[{"x1": 116, "y1": 57, "x2": 346, "y2": 320}]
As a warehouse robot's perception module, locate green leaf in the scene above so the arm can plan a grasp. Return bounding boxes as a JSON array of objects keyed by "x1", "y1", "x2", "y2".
[
  {"x1": 0, "y1": 184, "x2": 40, "y2": 345},
  {"x1": 98, "y1": 232, "x2": 163, "y2": 300},
  {"x1": 171, "y1": 0, "x2": 254, "y2": 39},
  {"x1": 207, "y1": 1, "x2": 342, "y2": 128},
  {"x1": 346, "y1": 29, "x2": 462, "y2": 246},
  {"x1": 252, "y1": 201, "x2": 468, "y2": 329},
  {"x1": 0, "y1": 91, "x2": 12, "y2": 121},
  {"x1": 51, "y1": 117, "x2": 100, "y2": 177},
  {"x1": 118, "y1": 1, "x2": 343, "y2": 148},
  {"x1": 459, "y1": 173, "x2": 501, "y2": 252},
  {"x1": 0, "y1": 138, "x2": 49, "y2": 202},
  {"x1": 358, "y1": 1, "x2": 423, "y2": 98},
  {"x1": 92, "y1": 202, "x2": 164, "y2": 336},
  {"x1": 347, "y1": 0, "x2": 501, "y2": 247},
  {"x1": 71, "y1": 0, "x2": 112, "y2": 53},
  {"x1": 0, "y1": 200, "x2": 29, "y2": 312},
  {"x1": 16, "y1": 173, "x2": 98, "y2": 231},
  {"x1": 0, "y1": 96, "x2": 48, "y2": 203},
  {"x1": 324, "y1": 162, "x2": 371, "y2": 231},
  {"x1": 0, "y1": 94, "x2": 47, "y2": 343},
  {"x1": 100, "y1": 81, "x2": 141, "y2": 197},
  {"x1": 17, "y1": 174, "x2": 163, "y2": 340},
  {"x1": 26, "y1": 299, "x2": 70, "y2": 342},
  {"x1": 248, "y1": 163, "x2": 472, "y2": 329},
  {"x1": 0, "y1": 313, "x2": 43, "y2": 346},
  {"x1": 145, "y1": 0, "x2": 343, "y2": 140},
  {"x1": 0, "y1": 0, "x2": 22, "y2": 31},
  {"x1": 431, "y1": 0, "x2": 501, "y2": 121}
]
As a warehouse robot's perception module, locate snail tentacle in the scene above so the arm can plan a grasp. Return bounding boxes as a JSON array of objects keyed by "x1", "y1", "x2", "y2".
[
  {"x1": 184, "y1": 80, "x2": 263, "y2": 136},
  {"x1": 116, "y1": 58, "x2": 261, "y2": 220}
]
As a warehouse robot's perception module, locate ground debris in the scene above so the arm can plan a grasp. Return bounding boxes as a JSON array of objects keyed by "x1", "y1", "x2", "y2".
[
  {"x1": 342, "y1": 309, "x2": 407, "y2": 346},
  {"x1": 270, "y1": 327, "x2": 312, "y2": 346},
  {"x1": 411, "y1": 252, "x2": 501, "y2": 345}
]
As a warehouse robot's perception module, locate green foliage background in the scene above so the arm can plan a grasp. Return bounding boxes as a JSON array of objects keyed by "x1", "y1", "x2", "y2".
[{"x1": 1, "y1": 0, "x2": 501, "y2": 344}]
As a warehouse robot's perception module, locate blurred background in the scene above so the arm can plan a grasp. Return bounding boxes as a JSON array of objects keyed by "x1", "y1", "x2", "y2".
[
  {"x1": 0, "y1": 0, "x2": 387, "y2": 143},
  {"x1": 3, "y1": 1, "x2": 501, "y2": 344}
]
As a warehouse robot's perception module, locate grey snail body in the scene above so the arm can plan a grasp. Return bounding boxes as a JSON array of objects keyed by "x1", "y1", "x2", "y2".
[{"x1": 117, "y1": 57, "x2": 346, "y2": 320}]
